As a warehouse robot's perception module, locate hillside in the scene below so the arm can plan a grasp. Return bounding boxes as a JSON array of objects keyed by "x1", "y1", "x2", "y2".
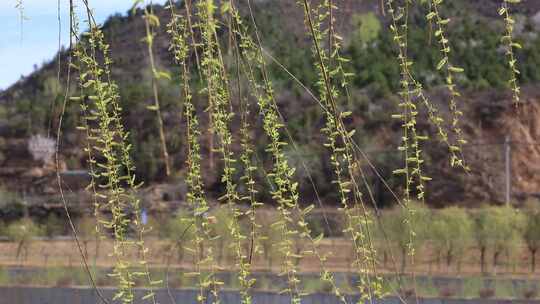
[{"x1": 2, "y1": 0, "x2": 540, "y2": 210}]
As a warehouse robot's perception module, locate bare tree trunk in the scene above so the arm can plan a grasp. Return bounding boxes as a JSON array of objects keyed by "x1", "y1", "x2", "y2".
[
  {"x1": 23, "y1": 246, "x2": 28, "y2": 265},
  {"x1": 199, "y1": 242, "x2": 205, "y2": 262},
  {"x1": 217, "y1": 239, "x2": 224, "y2": 265},
  {"x1": 176, "y1": 241, "x2": 185, "y2": 264},
  {"x1": 493, "y1": 251, "x2": 501, "y2": 273},
  {"x1": 531, "y1": 249, "x2": 537, "y2": 273},
  {"x1": 446, "y1": 249, "x2": 453, "y2": 270},
  {"x1": 401, "y1": 247, "x2": 407, "y2": 273},
  {"x1": 83, "y1": 240, "x2": 88, "y2": 259},
  {"x1": 15, "y1": 241, "x2": 24, "y2": 260},
  {"x1": 480, "y1": 247, "x2": 486, "y2": 274},
  {"x1": 209, "y1": 117, "x2": 214, "y2": 170},
  {"x1": 94, "y1": 235, "x2": 100, "y2": 268},
  {"x1": 294, "y1": 245, "x2": 302, "y2": 267},
  {"x1": 510, "y1": 250, "x2": 516, "y2": 273}
]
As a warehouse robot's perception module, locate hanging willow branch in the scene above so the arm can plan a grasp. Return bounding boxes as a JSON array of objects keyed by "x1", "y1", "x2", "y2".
[
  {"x1": 232, "y1": 14, "x2": 303, "y2": 304},
  {"x1": 15, "y1": 0, "x2": 26, "y2": 40},
  {"x1": 193, "y1": 1, "x2": 260, "y2": 303},
  {"x1": 167, "y1": 2, "x2": 225, "y2": 303},
  {"x1": 141, "y1": 3, "x2": 172, "y2": 176},
  {"x1": 383, "y1": 0, "x2": 468, "y2": 173},
  {"x1": 72, "y1": 1, "x2": 160, "y2": 303},
  {"x1": 499, "y1": 0, "x2": 522, "y2": 105},
  {"x1": 296, "y1": 0, "x2": 384, "y2": 300},
  {"x1": 425, "y1": 0, "x2": 467, "y2": 165},
  {"x1": 196, "y1": 1, "x2": 255, "y2": 303},
  {"x1": 227, "y1": 3, "x2": 265, "y2": 303}
]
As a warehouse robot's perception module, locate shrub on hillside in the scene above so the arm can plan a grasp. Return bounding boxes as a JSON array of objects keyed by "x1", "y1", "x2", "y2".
[
  {"x1": 379, "y1": 202, "x2": 430, "y2": 272},
  {"x1": 430, "y1": 207, "x2": 473, "y2": 269},
  {"x1": 209, "y1": 205, "x2": 235, "y2": 265},
  {"x1": 162, "y1": 210, "x2": 195, "y2": 264},
  {"x1": 76, "y1": 216, "x2": 99, "y2": 259},
  {"x1": 5, "y1": 218, "x2": 44, "y2": 261},
  {"x1": 0, "y1": 190, "x2": 25, "y2": 220},
  {"x1": 472, "y1": 206, "x2": 525, "y2": 273},
  {"x1": 522, "y1": 201, "x2": 540, "y2": 272},
  {"x1": 43, "y1": 213, "x2": 65, "y2": 238},
  {"x1": 256, "y1": 210, "x2": 284, "y2": 270}
]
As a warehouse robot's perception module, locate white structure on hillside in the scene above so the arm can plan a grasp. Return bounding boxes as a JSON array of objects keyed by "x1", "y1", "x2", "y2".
[{"x1": 27, "y1": 134, "x2": 55, "y2": 165}]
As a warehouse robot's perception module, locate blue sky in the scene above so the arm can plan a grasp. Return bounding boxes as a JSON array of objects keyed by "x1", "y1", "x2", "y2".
[{"x1": 0, "y1": 0, "x2": 140, "y2": 89}]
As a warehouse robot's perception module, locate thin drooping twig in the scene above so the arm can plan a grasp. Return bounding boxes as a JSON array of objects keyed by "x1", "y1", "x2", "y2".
[
  {"x1": 55, "y1": 1, "x2": 109, "y2": 303},
  {"x1": 143, "y1": 2, "x2": 172, "y2": 176},
  {"x1": 48, "y1": 0, "x2": 62, "y2": 138},
  {"x1": 165, "y1": 222, "x2": 194, "y2": 304}
]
